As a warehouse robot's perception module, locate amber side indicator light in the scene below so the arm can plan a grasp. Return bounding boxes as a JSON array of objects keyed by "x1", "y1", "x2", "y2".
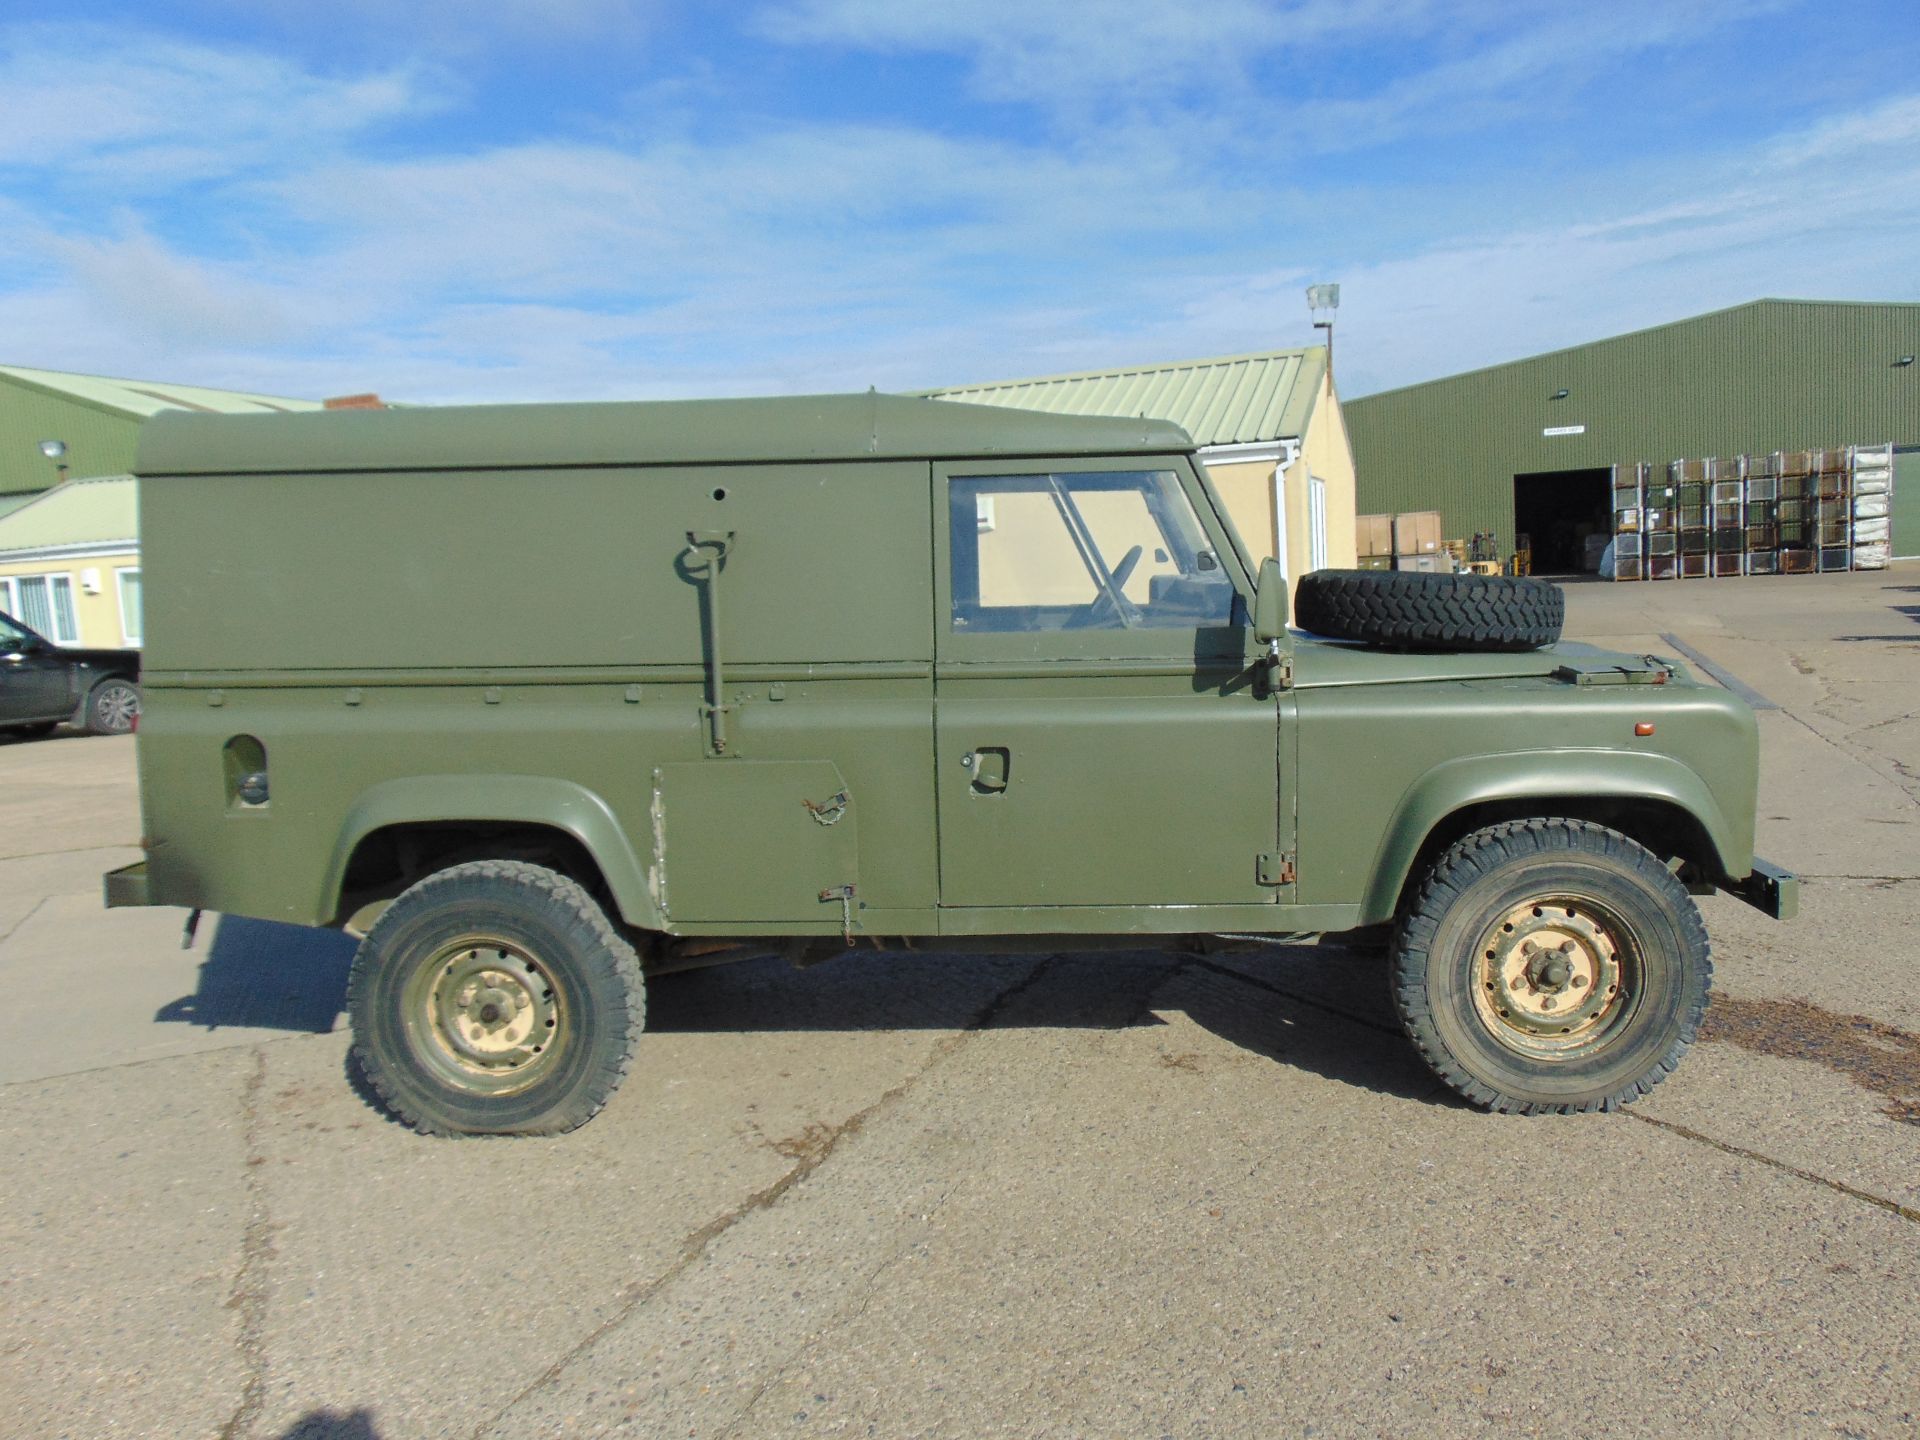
[{"x1": 1634, "y1": 722, "x2": 1656, "y2": 737}]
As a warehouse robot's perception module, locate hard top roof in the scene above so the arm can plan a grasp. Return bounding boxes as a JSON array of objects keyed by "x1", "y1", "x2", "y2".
[{"x1": 135, "y1": 392, "x2": 1196, "y2": 476}]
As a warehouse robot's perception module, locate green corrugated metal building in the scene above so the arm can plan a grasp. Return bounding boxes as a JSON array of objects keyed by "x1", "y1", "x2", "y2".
[
  {"x1": 0, "y1": 364, "x2": 319, "y2": 512},
  {"x1": 1345, "y1": 300, "x2": 1920, "y2": 571}
]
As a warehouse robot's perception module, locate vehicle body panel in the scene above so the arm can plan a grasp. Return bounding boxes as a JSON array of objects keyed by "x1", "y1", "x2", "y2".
[{"x1": 116, "y1": 393, "x2": 1779, "y2": 942}]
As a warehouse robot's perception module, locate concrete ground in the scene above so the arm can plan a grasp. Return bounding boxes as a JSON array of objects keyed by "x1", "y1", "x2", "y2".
[{"x1": 2, "y1": 567, "x2": 1917, "y2": 1440}]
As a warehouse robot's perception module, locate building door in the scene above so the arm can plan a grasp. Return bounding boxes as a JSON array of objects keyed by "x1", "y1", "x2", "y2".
[
  {"x1": 933, "y1": 459, "x2": 1282, "y2": 910},
  {"x1": 1513, "y1": 467, "x2": 1612, "y2": 574}
]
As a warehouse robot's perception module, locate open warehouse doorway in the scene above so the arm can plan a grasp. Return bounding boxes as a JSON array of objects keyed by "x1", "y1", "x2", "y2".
[{"x1": 1513, "y1": 467, "x2": 1611, "y2": 575}]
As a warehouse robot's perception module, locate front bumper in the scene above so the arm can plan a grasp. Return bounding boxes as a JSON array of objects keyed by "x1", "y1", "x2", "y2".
[
  {"x1": 103, "y1": 860, "x2": 151, "y2": 909},
  {"x1": 1725, "y1": 856, "x2": 1798, "y2": 921}
]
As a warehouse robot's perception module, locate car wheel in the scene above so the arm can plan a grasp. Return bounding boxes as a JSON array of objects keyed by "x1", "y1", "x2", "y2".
[
  {"x1": 347, "y1": 860, "x2": 645, "y2": 1136},
  {"x1": 84, "y1": 677, "x2": 141, "y2": 735},
  {"x1": 1391, "y1": 818, "x2": 1710, "y2": 1114}
]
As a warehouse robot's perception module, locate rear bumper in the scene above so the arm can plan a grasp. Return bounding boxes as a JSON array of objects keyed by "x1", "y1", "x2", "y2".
[
  {"x1": 103, "y1": 860, "x2": 151, "y2": 909},
  {"x1": 1725, "y1": 856, "x2": 1798, "y2": 921}
]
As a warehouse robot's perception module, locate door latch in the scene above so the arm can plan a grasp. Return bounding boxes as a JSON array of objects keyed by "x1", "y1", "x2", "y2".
[{"x1": 819, "y1": 883, "x2": 859, "y2": 945}]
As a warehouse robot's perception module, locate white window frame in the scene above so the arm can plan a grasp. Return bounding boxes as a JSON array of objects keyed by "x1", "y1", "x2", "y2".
[
  {"x1": 1308, "y1": 475, "x2": 1330, "y2": 574},
  {"x1": 116, "y1": 566, "x2": 143, "y2": 646},
  {"x1": 0, "y1": 576, "x2": 14, "y2": 616},
  {"x1": 8, "y1": 571, "x2": 81, "y2": 644}
]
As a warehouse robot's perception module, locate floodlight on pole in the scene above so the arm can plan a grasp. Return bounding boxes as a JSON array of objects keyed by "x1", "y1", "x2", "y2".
[{"x1": 1306, "y1": 283, "x2": 1340, "y2": 369}]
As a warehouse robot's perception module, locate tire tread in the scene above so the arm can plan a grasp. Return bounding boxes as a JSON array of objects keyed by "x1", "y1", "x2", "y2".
[
  {"x1": 1391, "y1": 818, "x2": 1711, "y2": 1114},
  {"x1": 1295, "y1": 570, "x2": 1563, "y2": 652},
  {"x1": 346, "y1": 859, "x2": 645, "y2": 1138}
]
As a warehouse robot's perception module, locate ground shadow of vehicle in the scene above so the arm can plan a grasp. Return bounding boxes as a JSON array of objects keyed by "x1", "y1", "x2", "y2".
[
  {"x1": 151, "y1": 913, "x2": 1447, "y2": 1111},
  {"x1": 153, "y1": 914, "x2": 356, "y2": 1033},
  {"x1": 646, "y1": 943, "x2": 1448, "y2": 1109}
]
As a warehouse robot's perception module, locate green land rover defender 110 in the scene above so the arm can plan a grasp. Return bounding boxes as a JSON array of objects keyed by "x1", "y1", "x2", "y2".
[{"x1": 104, "y1": 394, "x2": 1794, "y2": 1135}]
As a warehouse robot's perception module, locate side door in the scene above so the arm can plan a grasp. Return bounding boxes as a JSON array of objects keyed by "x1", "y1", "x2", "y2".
[
  {"x1": 933, "y1": 457, "x2": 1282, "y2": 911},
  {"x1": 0, "y1": 613, "x2": 71, "y2": 724}
]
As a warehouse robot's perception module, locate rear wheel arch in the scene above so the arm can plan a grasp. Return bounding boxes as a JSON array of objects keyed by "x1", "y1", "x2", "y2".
[{"x1": 322, "y1": 776, "x2": 663, "y2": 932}]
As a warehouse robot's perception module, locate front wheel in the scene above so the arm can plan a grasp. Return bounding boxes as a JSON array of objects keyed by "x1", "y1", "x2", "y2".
[
  {"x1": 1391, "y1": 819, "x2": 1710, "y2": 1114},
  {"x1": 347, "y1": 861, "x2": 645, "y2": 1136}
]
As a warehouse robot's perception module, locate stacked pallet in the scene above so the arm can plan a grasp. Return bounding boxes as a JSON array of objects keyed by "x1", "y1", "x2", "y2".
[
  {"x1": 1854, "y1": 444, "x2": 1893, "y2": 569},
  {"x1": 1610, "y1": 443, "x2": 1894, "y2": 581}
]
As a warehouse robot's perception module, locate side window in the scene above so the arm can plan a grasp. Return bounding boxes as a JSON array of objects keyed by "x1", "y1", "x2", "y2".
[{"x1": 950, "y1": 471, "x2": 1237, "y2": 633}]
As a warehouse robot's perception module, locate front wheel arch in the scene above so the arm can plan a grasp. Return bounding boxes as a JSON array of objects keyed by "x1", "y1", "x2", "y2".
[{"x1": 1357, "y1": 751, "x2": 1741, "y2": 924}]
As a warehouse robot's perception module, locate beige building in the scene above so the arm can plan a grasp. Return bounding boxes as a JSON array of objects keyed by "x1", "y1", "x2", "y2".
[
  {"x1": 924, "y1": 346, "x2": 1358, "y2": 597},
  {"x1": 0, "y1": 476, "x2": 142, "y2": 648}
]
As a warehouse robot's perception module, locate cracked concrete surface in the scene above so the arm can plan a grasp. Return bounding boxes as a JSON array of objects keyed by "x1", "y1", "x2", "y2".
[{"x1": 1, "y1": 567, "x2": 1918, "y2": 1438}]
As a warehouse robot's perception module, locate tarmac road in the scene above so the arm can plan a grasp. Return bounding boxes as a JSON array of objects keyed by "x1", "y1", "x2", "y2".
[{"x1": 1, "y1": 568, "x2": 1916, "y2": 1439}]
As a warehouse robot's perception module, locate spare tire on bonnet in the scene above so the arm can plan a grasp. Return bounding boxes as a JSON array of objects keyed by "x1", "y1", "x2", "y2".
[{"x1": 1294, "y1": 569, "x2": 1564, "y2": 652}]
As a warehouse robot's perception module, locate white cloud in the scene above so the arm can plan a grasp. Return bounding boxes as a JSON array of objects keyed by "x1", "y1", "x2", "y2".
[
  {"x1": 0, "y1": 25, "x2": 440, "y2": 184},
  {"x1": 0, "y1": 15, "x2": 1913, "y2": 408},
  {"x1": 1768, "y1": 92, "x2": 1920, "y2": 167}
]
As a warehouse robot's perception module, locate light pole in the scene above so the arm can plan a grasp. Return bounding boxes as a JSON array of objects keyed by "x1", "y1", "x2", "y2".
[
  {"x1": 1306, "y1": 283, "x2": 1340, "y2": 371},
  {"x1": 38, "y1": 439, "x2": 69, "y2": 485}
]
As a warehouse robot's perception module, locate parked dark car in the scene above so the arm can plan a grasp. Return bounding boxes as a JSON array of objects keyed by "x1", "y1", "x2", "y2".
[{"x1": 0, "y1": 609, "x2": 140, "y2": 736}]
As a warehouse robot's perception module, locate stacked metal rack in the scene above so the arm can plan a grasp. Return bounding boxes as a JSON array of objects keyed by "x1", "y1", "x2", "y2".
[
  {"x1": 1854, "y1": 444, "x2": 1893, "y2": 569},
  {"x1": 1610, "y1": 463, "x2": 1647, "y2": 580},
  {"x1": 1610, "y1": 443, "x2": 1895, "y2": 581}
]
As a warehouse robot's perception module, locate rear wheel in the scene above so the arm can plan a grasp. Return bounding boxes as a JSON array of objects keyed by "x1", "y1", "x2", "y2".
[
  {"x1": 347, "y1": 860, "x2": 645, "y2": 1136},
  {"x1": 84, "y1": 677, "x2": 140, "y2": 735},
  {"x1": 1391, "y1": 819, "x2": 1710, "y2": 1113}
]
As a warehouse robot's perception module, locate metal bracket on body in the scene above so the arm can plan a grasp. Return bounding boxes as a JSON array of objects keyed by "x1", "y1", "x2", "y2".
[
  {"x1": 682, "y1": 531, "x2": 735, "y2": 756},
  {"x1": 819, "y1": 883, "x2": 859, "y2": 945},
  {"x1": 803, "y1": 790, "x2": 851, "y2": 826}
]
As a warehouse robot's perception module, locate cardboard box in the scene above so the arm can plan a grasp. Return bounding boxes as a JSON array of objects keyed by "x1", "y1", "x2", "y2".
[
  {"x1": 1394, "y1": 552, "x2": 1448, "y2": 573},
  {"x1": 1357, "y1": 554, "x2": 1394, "y2": 571},
  {"x1": 1393, "y1": 510, "x2": 1443, "y2": 555},
  {"x1": 1357, "y1": 514, "x2": 1394, "y2": 558}
]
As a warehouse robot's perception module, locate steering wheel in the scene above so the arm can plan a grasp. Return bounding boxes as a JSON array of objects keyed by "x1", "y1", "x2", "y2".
[{"x1": 1066, "y1": 545, "x2": 1145, "y2": 629}]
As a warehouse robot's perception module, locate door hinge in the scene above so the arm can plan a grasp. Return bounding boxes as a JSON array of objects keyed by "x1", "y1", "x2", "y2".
[
  {"x1": 1257, "y1": 852, "x2": 1296, "y2": 887},
  {"x1": 1274, "y1": 652, "x2": 1294, "y2": 689}
]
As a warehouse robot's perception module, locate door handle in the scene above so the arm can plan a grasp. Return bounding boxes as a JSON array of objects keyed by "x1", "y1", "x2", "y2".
[{"x1": 966, "y1": 746, "x2": 1011, "y2": 795}]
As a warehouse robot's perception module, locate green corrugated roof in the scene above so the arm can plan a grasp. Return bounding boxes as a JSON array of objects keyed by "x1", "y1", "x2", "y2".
[
  {"x1": 0, "y1": 475, "x2": 138, "y2": 555},
  {"x1": 921, "y1": 347, "x2": 1328, "y2": 447},
  {"x1": 0, "y1": 364, "x2": 321, "y2": 418}
]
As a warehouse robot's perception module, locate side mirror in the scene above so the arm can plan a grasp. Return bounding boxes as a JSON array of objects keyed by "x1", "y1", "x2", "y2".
[{"x1": 1253, "y1": 557, "x2": 1288, "y2": 642}]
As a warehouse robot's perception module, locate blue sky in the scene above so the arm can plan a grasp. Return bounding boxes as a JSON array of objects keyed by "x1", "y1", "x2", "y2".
[{"x1": 2, "y1": 1, "x2": 1918, "y2": 404}]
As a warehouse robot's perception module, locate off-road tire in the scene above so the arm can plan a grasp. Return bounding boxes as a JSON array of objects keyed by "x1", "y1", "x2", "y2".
[
  {"x1": 1391, "y1": 819, "x2": 1710, "y2": 1114},
  {"x1": 84, "y1": 677, "x2": 140, "y2": 735},
  {"x1": 347, "y1": 860, "x2": 645, "y2": 1136},
  {"x1": 1295, "y1": 569, "x2": 1563, "y2": 651}
]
